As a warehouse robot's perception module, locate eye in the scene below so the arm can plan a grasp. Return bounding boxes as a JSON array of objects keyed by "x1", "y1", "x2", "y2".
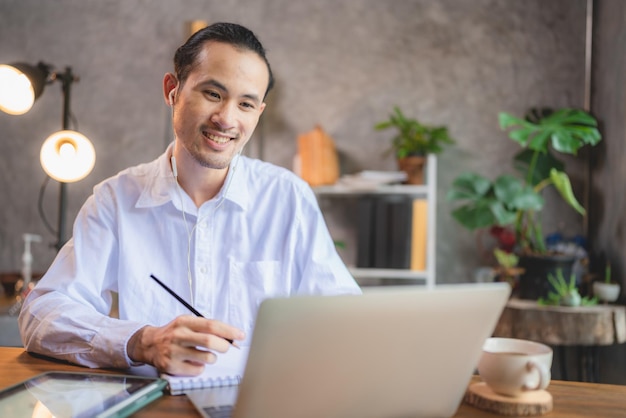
[
  {"x1": 240, "y1": 101, "x2": 256, "y2": 110},
  {"x1": 204, "y1": 90, "x2": 221, "y2": 100}
]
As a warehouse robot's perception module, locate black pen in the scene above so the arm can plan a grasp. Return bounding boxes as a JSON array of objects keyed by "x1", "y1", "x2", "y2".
[{"x1": 149, "y1": 274, "x2": 238, "y2": 347}]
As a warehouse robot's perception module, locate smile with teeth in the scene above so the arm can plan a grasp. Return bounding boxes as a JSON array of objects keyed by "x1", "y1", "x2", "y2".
[{"x1": 203, "y1": 131, "x2": 233, "y2": 144}]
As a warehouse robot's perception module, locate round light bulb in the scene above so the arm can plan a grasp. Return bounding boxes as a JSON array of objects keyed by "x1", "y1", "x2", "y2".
[
  {"x1": 40, "y1": 130, "x2": 96, "y2": 183},
  {"x1": 59, "y1": 142, "x2": 77, "y2": 159},
  {"x1": 0, "y1": 65, "x2": 35, "y2": 115}
]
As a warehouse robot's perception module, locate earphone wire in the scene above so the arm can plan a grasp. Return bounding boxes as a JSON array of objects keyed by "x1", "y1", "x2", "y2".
[
  {"x1": 172, "y1": 172, "x2": 194, "y2": 301},
  {"x1": 172, "y1": 146, "x2": 244, "y2": 309},
  {"x1": 168, "y1": 86, "x2": 244, "y2": 308},
  {"x1": 169, "y1": 88, "x2": 197, "y2": 304}
]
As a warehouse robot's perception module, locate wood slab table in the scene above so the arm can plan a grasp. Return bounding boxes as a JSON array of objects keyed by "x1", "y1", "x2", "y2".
[
  {"x1": 494, "y1": 298, "x2": 626, "y2": 381},
  {"x1": 1, "y1": 347, "x2": 625, "y2": 417}
]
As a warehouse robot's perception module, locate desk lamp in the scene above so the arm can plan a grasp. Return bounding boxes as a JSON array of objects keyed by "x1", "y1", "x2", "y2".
[{"x1": 0, "y1": 62, "x2": 95, "y2": 251}]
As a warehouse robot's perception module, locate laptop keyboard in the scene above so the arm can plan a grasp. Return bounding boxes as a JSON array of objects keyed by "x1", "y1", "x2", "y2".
[{"x1": 204, "y1": 405, "x2": 233, "y2": 418}]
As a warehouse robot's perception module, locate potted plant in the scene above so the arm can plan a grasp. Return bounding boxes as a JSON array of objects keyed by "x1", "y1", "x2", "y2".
[
  {"x1": 375, "y1": 106, "x2": 455, "y2": 184},
  {"x1": 538, "y1": 269, "x2": 597, "y2": 307},
  {"x1": 492, "y1": 248, "x2": 524, "y2": 291},
  {"x1": 593, "y1": 263, "x2": 621, "y2": 304},
  {"x1": 447, "y1": 107, "x2": 602, "y2": 299}
]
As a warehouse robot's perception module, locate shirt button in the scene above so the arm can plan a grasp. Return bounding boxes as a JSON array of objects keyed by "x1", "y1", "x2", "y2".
[{"x1": 200, "y1": 267, "x2": 207, "y2": 274}]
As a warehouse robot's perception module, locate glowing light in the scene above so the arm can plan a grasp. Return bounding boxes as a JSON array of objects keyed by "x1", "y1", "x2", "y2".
[
  {"x1": 40, "y1": 130, "x2": 95, "y2": 182},
  {"x1": 0, "y1": 65, "x2": 35, "y2": 115}
]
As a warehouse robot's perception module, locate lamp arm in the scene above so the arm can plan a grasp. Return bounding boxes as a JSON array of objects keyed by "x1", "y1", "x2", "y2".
[
  {"x1": 54, "y1": 66, "x2": 79, "y2": 251},
  {"x1": 56, "y1": 66, "x2": 77, "y2": 130}
]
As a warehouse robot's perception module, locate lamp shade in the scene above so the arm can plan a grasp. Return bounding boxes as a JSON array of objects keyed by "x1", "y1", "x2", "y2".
[
  {"x1": 40, "y1": 130, "x2": 96, "y2": 183},
  {"x1": 0, "y1": 63, "x2": 48, "y2": 115}
]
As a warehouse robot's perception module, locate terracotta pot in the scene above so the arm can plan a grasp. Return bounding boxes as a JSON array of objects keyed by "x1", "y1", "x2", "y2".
[{"x1": 397, "y1": 155, "x2": 426, "y2": 185}]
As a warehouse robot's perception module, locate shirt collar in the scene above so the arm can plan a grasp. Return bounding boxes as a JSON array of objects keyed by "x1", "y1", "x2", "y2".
[
  {"x1": 135, "y1": 144, "x2": 250, "y2": 212},
  {"x1": 215, "y1": 153, "x2": 249, "y2": 212}
]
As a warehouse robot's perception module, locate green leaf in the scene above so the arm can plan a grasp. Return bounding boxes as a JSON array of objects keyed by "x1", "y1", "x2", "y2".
[
  {"x1": 513, "y1": 149, "x2": 565, "y2": 186},
  {"x1": 550, "y1": 130, "x2": 578, "y2": 154},
  {"x1": 527, "y1": 130, "x2": 551, "y2": 152},
  {"x1": 501, "y1": 108, "x2": 602, "y2": 156},
  {"x1": 450, "y1": 107, "x2": 601, "y2": 255},
  {"x1": 510, "y1": 188, "x2": 544, "y2": 211},
  {"x1": 498, "y1": 112, "x2": 526, "y2": 130},
  {"x1": 550, "y1": 169, "x2": 586, "y2": 215},
  {"x1": 494, "y1": 248, "x2": 518, "y2": 268},
  {"x1": 374, "y1": 121, "x2": 392, "y2": 130},
  {"x1": 447, "y1": 173, "x2": 492, "y2": 199},
  {"x1": 377, "y1": 107, "x2": 455, "y2": 156},
  {"x1": 492, "y1": 175, "x2": 543, "y2": 211},
  {"x1": 568, "y1": 271, "x2": 576, "y2": 290},
  {"x1": 493, "y1": 175, "x2": 524, "y2": 202},
  {"x1": 333, "y1": 240, "x2": 346, "y2": 249},
  {"x1": 582, "y1": 296, "x2": 598, "y2": 306},
  {"x1": 451, "y1": 205, "x2": 497, "y2": 230},
  {"x1": 547, "y1": 269, "x2": 567, "y2": 294},
  {"x1": 509, "y1": 127, "x2": 537, "y2": 147},
  {"x1": 489, "y1": 201, "x2": 518, "y2": 225}
]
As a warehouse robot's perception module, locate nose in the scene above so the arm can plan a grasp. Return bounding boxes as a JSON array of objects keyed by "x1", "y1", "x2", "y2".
[{"x1": 210, "y1": 102, "x2": 236, "y2": 130}]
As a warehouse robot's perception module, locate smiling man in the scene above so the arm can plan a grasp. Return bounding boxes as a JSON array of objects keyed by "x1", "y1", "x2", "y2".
[{"x1": 18, "y1": 22, "x2": 360, "y2": 376}]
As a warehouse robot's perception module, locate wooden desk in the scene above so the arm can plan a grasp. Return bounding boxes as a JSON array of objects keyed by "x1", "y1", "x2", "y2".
[
  {"x1": 495, "y1": 299, "x2": 626, "y2": 345},
  {"x1": 1, "y1": 347, "x2": 625, "y2": 417}
]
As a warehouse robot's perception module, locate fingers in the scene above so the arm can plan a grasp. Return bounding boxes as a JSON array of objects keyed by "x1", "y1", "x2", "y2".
[
  {"x1": 176, "y1": 324, "x2": 231, "y2": 354},
  {"x1": 129, "y1": 316, "x2": 245, "y2": 376},
  {"x1": 181, "y1": 316, "x2": 245, "y2": 351},
  {"x1": 161, "y1": 345, "x2": 217, "y2": 376}
]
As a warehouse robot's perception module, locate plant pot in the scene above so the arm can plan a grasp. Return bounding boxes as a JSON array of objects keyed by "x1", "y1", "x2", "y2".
[
  {"x1": 0, "y1": 272, "x2": 21, "y2": 297},
  {"x1": 560, "y1": 291, "x2": 582, "y2": 307},
  {"x1": 593, "y1": 282, "x2": 621, "y2": 303},
  {"x1": 397, "y1": 155, "x2": 426, "y2": 185},
  {"x1": 517, "y1": 253, "x2": 577, "y2": 300}
]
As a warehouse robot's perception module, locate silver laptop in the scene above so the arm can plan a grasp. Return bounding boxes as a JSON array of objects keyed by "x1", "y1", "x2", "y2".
[{"x1": 187, "y1": 282, "x2": 510, "y2": 418}]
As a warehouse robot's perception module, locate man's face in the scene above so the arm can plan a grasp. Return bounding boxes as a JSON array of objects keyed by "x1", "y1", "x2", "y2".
[{"x1": 172, "y1": 41, "x2": 268, "y2": 170}]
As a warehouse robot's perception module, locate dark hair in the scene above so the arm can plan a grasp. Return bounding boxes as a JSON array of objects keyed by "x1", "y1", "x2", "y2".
[{"x1": 173, "y1": 22, "x2": 274, "y2": 98}]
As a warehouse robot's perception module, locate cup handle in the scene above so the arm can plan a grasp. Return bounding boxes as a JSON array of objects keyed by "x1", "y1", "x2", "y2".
[{"x1": 523, "y1": 360, "x2": 551, "y2": 391}]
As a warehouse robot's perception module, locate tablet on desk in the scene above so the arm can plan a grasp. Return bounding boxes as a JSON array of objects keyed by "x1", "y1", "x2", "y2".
[{"x1": 0, "y1": 371, "x2": 167, "y2": 418}]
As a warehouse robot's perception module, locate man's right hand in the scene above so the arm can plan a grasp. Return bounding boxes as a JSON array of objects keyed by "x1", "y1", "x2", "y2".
[{"x1": 127, "y1": 315, "x2": 245, "y2": 376}]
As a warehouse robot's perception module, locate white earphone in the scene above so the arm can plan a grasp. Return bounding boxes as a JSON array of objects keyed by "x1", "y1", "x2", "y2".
[
  {"x1": 166, "y1": 82, "x2": 244, "y2": 307},
  {"x1": 168, "y1": 88, "x2": 176, "y2": 107},
  {"x1": 169, "y1": 87, "x2": 178, "y2": 177},
  {"x1": 171, "y1": 155, "x2": 178, "y2": 178}
]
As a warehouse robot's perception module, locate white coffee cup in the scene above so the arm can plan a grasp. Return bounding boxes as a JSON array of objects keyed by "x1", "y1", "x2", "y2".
[{"x1": 478, "y1": 337, "x2": 553, "y2": 397}]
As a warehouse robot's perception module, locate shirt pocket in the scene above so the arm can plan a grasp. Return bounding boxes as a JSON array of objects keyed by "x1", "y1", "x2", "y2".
[{"x1": 228, "y1": 260, "x2": 285, "y2": 346}]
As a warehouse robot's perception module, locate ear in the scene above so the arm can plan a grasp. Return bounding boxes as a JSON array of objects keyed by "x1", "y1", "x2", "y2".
[{"x1": 163, "y1": 73, "x2": 179, "y2": 106}]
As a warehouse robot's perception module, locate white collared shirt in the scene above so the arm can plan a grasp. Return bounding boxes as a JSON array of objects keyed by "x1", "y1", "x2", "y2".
[{"x1": 19, "y1": 147, "x2": 360, "y2": 369}]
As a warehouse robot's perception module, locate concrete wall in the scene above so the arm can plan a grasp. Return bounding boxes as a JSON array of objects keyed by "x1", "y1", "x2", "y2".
[{"x1": 0, "y1": 0, "x2": 588, "y2": 281}]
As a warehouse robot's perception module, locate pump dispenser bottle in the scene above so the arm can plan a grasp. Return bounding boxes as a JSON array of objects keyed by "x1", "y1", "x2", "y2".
[{"x1": 21, "y1": 233, "x2": 42, "y2": 287}]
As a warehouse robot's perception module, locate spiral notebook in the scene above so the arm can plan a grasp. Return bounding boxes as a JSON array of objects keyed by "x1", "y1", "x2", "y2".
[{"x1": 162, "y1": 346, "x2": 250, "y2": 395}]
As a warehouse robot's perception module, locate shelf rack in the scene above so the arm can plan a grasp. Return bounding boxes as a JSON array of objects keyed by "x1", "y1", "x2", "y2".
[{"x1": 314, "y1": 154, "x2": 437, "y2": 288}]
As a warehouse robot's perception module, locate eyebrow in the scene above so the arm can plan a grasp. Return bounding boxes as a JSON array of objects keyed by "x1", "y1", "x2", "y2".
[{"x1": 198, "y1": 79, "x2": 262, "y2": 105}]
